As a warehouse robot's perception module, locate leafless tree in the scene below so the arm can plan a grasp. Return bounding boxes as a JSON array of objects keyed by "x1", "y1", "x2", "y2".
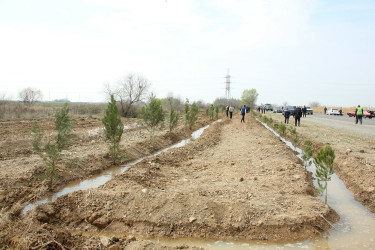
[
  {"x1": 105, "y1": 73, "x2": 150, "y2": 117},
  {"x1": 309, "y1": 101, "x2": 321, "y2": 107},
  {"x1": 18, "y1": 87, "x2": 43, "y2": 104},
  {"x1": 163, "y1": 92, "x2": 184, "y2": 112}
]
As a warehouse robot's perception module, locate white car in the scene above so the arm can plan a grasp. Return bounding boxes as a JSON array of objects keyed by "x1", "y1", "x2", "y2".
[{"x1": 326, "y1": 108, "x2": 340, "y2": 115}]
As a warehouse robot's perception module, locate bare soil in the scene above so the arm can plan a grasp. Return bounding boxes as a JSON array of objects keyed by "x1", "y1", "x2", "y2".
[
  {"x1": 0, "y1": 113, "x2": 340, "y2": 248},
  {"x1": 267, "y1": 112, "x2": 375, "y2": 213},
  {"x1": 0, "y1": 115, "x2": 211, "y2": 214}
]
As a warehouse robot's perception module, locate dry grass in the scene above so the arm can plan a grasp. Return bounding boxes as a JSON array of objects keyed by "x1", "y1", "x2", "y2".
[{"x1": 0, "y1": 102, "x2": 107, "y2": 121}]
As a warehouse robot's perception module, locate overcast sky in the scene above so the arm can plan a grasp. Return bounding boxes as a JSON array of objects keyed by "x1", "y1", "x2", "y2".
[{"x1": 1, "y1": 0, "x2": 374, "y2": 107}]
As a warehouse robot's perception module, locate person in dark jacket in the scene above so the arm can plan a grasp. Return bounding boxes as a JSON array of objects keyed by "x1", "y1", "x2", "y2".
[
  {"x1": 294, "y1": 106, "x2": 302, "y2": 126},
  {"x1": 240, "y1": 105, "x2": 247, "y2": 123},
  {"x1": 284, "y1": 108, "x2": 290, "y2": 124},
  {"x1": 302, "y1": 106, "x2": 307, "y2": 117}
]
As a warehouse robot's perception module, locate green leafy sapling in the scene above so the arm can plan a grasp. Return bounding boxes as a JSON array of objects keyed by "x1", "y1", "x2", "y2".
[
  {"x1": 302, "y1": 140, "x2": 313, "y2": 169},
  {"x1": 278, "y1": 122, "x2": 286, "y2": 137},
  {"x1": 288, "y1": 126, "x2": 299, "y2": 148},
  {"x1": 140, "y1": 95, "x2": 165, "y2": 141},
  {"x1": 102, "y1": 95, "x2": 124, "y2": 164},
  {"x1": 184, "y1": 99, "x2": 199, "y2": 129},
  {"x1": 314, "y1": 145, "x2": 335, "y2": 204},
  {"x1": 215, "y1": 106, "x2": 219, "y2": 119},
  {"x1": 168, "y1": 106, "x2": 179, "y2": 133},
  {"x1": 31, "y1": 104, "x2": 74, "y2": 191}
]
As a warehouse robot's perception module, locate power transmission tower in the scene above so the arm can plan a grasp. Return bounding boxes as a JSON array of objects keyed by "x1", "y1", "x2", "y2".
[{"x1": 225, "y1": 69, "x2": 231, "y2": 105}]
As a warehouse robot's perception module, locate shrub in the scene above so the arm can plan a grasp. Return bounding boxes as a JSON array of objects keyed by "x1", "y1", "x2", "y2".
[
  {"x1": 31, "y1": 104, "x2": 74, "y2": 190},
  {"x1": 184, "y1": 100, "x2": 199, "y2": 129},
  {"x1": 302, "y1": 140, "x2": 313, "y2": 169},
  {"x1": 102, "y1": 95, "x2": 124, "y2": 164},
  {"x1": 141, "y1": 95, "x2": 165, "y2": 141},
  {"x1": 262, "y1": 115, "x2": 269, "y2": 124},
  {"x1": 288, "y1": 126, "x2": 299, "y2": 148},
  {"x1": 215, "y1": 106, "x2": 219, "y2": 119},
  {"x1": 277, "y1": 122, "x2": 286, "y2": 137},
  {"x1": 314, "y1": 145, "x2": 335, "y2": 203},
  {"x1": 168, "y1": 106, "x2": 179, "y2": 133}
]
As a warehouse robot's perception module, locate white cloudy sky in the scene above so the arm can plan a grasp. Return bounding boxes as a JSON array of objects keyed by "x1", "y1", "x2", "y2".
[{"x1": 0, "y1": 0, "x2": 374, "y2": 106}]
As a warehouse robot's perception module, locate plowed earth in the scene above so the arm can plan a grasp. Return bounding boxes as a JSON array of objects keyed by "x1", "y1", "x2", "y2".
[{"x1": 0, "y1": 113, "x2": 339, "y2": 249}]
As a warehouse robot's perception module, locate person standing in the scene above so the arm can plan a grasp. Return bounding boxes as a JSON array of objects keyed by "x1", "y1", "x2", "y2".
[
  {"x1": 284, "y1": 108, "x2": 290, "y2": 124},
  {"x1": 226, "y1": 105, "x2": 229, "y2": 117},
  {"x1": 257, "y1": 106, "x2": 260, "y2": 113},
  {"x1": 240, "y1": 105, "x2": 247, "y2": 123},
  {"x1": 294, "y1": 106, "x2": 302, "y2": 126},
  {"x1": 229, "y1": 106, "x2": 234, "y2": 119},
  {"x1": 324, "y1": 106, "x2": 327, "y2": 114},
  {"x1": 302, "y1": 106, "x2": 307, "y2": 117},
  {"x1": 355, "y1": 105, "x2": 363, "y2": 125}
]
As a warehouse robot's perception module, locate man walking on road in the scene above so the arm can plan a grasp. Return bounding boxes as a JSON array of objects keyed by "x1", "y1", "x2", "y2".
[
  {"x1": 294, "y1": 106, "x2": 302, "y2": 126},
  {"x1": 355, "y1": 105, "x2": 363, "y2": 125},
  {"x1": 229, "y1": 106, "x2": 234, "y2": 119},
  {"x1": 240, "y1": 105, "x2": 247, "y2": 123}
]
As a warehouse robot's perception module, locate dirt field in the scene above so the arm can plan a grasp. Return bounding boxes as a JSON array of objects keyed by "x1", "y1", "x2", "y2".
[
  {"x1": 0, "y1": 115, "x2": 211, "y2": 216},
  {"x1": 265, "y1": 112, "x2": 375, "y2": 213},
  {"x1": 0, "y1": 112, "x2": 340, "y2": 248}
]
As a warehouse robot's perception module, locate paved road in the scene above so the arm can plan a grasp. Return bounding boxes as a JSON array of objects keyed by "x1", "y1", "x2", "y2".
[{"x1": 302, "y1": 114, "x2": 375, "y2": 137}]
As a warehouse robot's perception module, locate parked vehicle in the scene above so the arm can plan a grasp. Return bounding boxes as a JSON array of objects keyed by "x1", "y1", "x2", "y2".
[
  {"x1": 264, "y1": 104, "x2": 273, "y2": 111},
  {"x1": 273, "y1": 107, "x2": 282, "y2": 113},
  {"x1": 347, "y1": 110, "x2": 375, "y2": 119},
  {"x1": 326, "y1": 108, "x2": 341, "y2": 115},
  {"x1": 306, "y1": 107, "x2": 313, "y2": 115},
  {"x1": 283, "y1": 106, "x2": 295, "y2": 116}
]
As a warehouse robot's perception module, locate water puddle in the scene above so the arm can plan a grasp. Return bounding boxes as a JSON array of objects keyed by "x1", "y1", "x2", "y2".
[{"x1": 22, "y1": 120, "x2": 221, "y2": 214}]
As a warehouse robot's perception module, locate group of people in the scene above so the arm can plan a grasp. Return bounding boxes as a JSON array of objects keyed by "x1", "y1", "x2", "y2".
[
  {"x1": 257, "y1": 106, "x2": 266, "y2": 114},
  {"x1": 283, "y1": 106, "x2": 304, "y2": 126},
  {"x1": 225, "y1": 105, "x2": 235, "y2": 119},
  {"x1": 225, "y1": 105, "x2": 247, "y2": 122},
  {"x1": 224, "y1": 104, "x2": 366, "y2": 126}
]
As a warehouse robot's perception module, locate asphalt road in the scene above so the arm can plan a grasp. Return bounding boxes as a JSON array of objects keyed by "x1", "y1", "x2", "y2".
[{"x1": 302, "y1": 114, "x2": 375, "y2": 137}]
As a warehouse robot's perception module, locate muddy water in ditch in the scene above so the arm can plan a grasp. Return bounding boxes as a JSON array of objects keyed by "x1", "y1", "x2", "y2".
[{"x1": 22, "y1": 120, "x2": 221, "y2": 214}]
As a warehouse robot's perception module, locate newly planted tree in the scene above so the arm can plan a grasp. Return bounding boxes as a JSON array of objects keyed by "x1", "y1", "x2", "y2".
[
  {"x1": 141, "y1": 95, "x2": 165, "y2": 141},
  {"x1": 31, "y1": 104, "x2": 74, "y2": 190},
  {"x1": 168, "y1": 106, "x2": 179, "y2": 133},
  {"x1": 314, "y1": 145, "x2": 335, "y2": 203},
  {"x1": 215, "y1": 106, "x2": 219, "y2": 119},
  {"x1": 277, "y1": 122, "x2": 286, "y2": 137},
  {"x1": 184, "y1": 99, "x2": 199, "y2": 129},
  {"x1": 102, "y1": 95, "x2": 124, "y2": 164},
  {"x1": 302, "y1": 140, "x2": 313, "y2": 169},
  {"x1": 288, "y1": 126, "x2": 299, "y2": 148}
]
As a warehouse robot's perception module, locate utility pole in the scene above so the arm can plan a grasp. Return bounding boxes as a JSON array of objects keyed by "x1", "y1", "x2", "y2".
[{"x1": 225, "y1": 68, "x2": 231, "y2": 105}]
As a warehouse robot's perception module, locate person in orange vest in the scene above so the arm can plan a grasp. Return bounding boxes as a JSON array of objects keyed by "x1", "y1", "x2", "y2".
[{"x1": 355, "y1": 105, "x2": 364, "y2": 125}]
